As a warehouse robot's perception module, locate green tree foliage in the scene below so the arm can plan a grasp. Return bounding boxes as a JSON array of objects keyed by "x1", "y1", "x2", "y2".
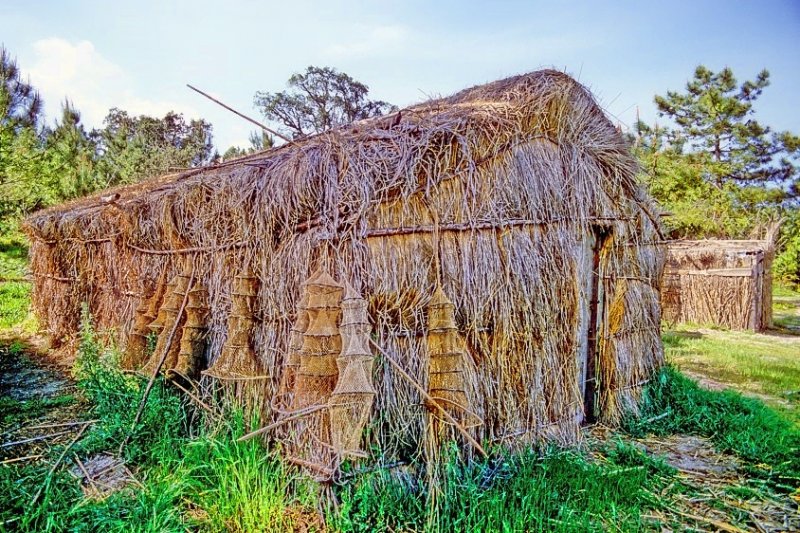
[
  {"x1": 635, "y1": 66, "x2": 800, "y2": 283},
  {"x1": 0, "y1": 127, "x2": 45, "y2": 225},
  {"x1": 0, "y1": 46, "x2": 41, "y2": 130},
  {"x1": 634, "y1": 122, "x2": 756, "y2": 239},
  {"x1": 1, "y1": 46, "x2": 45, "y2": 227},
  {"x1": 1, "y1": 102, "x2": 99, "y2": 225},
  {"x1": 654, "y1": 66, "x2": 799, "y2": 206},
  {"x1": 0, "y1": 45, "x2": 218, "y2": 233},
  {"x1": 94, "y1": 108, "x2": 215, "y2": 186},
  {"x1": 221, "y1": 130, "x2": 274, "y2": 160},
  {"x1": 773, "y1": 210, "x2": 800, "y2": 286},
  {"x1": 42, "y1": 102, "x2": 101, "y2": 199},
  {"x1": 254, "y1": 66, "x2": 396, "y2": 138}
]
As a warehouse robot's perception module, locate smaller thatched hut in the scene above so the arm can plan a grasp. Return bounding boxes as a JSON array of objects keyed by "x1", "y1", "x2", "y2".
[{"x1": 662, "y1": 240, "x2": 774, "y2": 331}]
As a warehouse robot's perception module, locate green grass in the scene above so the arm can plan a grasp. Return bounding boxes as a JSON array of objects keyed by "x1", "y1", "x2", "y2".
[
  {"x1": 0, "y1": 234, "x2": 28, "y2": 279},
  {"x1": 0, "y1": 235, "x2": 34, "y2": 332},
  {"x1": 623, "y1": 366, "x2": 800, "y2": 490},
  {"x1": 0, "y1": 394, "x2": 77, "y2": 427},
  {"x1": 2, "y1": 354, "x2": 796, "y2": 532},
  {"x1": 1, "y1": 312, "x2": 317, "y2": 533},
  {"x1": 331, "y1": 442, "x2": 676, "y2": 532},
  {"x1": 333, "y1": 365, "x2": 800, "y2": 532},
  {"x1": 0, "y1": 282, "x2": 32, "y2": 331},
  {"x1": 664, "y1": 327, "x2": 800, "y2": 419},
  {"x1": 1, "y1": 313, "x2": 684, "y2": 532},
  {"x1": 773, "y1": 283, "x2": 800, "y2": 331},
  {"x1": 2, "y1": 268, "x2": 798, "y2": 530},
  {"x1": 773, "y1": 283, "x2": 800, "y2": 299}
]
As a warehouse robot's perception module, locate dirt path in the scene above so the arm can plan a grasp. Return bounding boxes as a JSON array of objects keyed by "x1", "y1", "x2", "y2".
[
  {"x1": 636, "y1": 434, "x2": 799, "y2": 532},
  {"x1": 0, "y1": 336, "x2": 88, "y2": 463}
]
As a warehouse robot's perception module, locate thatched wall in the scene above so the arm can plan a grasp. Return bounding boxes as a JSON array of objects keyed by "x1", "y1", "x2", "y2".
[
  {"x1": 24, "y1": 70, "x2": 664, "y2": 468},
  {"x1": 662, "y1": 240, "x2": 773, "y2": 331}
]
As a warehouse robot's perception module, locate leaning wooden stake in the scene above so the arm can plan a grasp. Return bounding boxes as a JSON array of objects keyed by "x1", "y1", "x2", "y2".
[
  {"x1": 119, "y1": 263, "x2": 196, "y2": 456},
  {"x1": 237, "y1": 404, "x2": 328, "y2": 443},
  {"x1": 186, "y1": 84, "x2": 294, "y2": 145},
  {"x1": 368, "y1": 338, "x2": 487, "y2": 458}
]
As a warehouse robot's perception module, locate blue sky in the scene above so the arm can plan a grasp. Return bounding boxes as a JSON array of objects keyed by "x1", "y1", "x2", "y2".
[{"x1": 2, "y1": 0, "x2": 798, "y2": 151}]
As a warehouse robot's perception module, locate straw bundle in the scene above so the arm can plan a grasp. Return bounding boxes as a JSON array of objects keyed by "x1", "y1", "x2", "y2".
[{"x1": 24, "y1": 70, "x2": 666, "y2": 472}]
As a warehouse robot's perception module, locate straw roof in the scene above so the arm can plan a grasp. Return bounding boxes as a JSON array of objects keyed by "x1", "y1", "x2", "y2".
[{"x1": 24, "y1": 70, "x2": 665, "y2": 465}]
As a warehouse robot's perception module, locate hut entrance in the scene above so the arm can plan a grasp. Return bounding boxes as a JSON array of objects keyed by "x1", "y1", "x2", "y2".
[{"x1": 580, "y1": 226, "x2": 612, "y2": 424}]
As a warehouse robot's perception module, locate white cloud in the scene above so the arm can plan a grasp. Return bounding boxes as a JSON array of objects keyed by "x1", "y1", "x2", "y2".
[
  {"x1": 25, "y1": 38, "x2": 199, "y2": 128},
  {"x1": 324, "y1": 24, "x2": 409, "y2": 58}
]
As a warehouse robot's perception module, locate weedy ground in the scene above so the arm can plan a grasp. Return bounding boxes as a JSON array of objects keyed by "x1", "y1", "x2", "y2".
[
  {"x1": 663, "y1": 284, "x2": 800, "y2": 422},
  {"x1": 774, "y1": 284, "x2": 800, "y2": 332},
  {"x1": 1, "y1": 241, "x2": 798, "y2": 532}
]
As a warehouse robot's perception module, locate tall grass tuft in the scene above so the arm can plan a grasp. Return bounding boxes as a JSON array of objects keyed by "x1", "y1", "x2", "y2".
[
  {"x1": 1, "y1": 310, "x2": 316, "y2": 532},
  {"x1": 72, "y1": 305, "x2": 187, "y2": 465},
  {"x1": 331, "y1": 441, "x2": 675, "y2": 532},
  {"x1": 623, "y1": 366, "x2": 800, "y2": 488}
]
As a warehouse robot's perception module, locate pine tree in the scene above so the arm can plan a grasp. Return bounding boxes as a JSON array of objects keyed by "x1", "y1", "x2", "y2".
[
  {"x1": 654, "y1": 65, "x2": 799, "y2": 206},
  {"x1": 0, "y1": 46, "x2": 42, "y2": 130}
]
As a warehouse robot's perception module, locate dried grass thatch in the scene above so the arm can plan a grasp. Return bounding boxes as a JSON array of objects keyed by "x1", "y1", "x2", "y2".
[
  {"x1": 662, "y1": 240, "x2": 773, "y2": 331},
  {"x1": 24, "y1": 70, "x2": 665, "y2": 473}
]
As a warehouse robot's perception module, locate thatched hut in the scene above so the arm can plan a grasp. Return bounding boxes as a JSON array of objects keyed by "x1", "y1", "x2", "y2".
[
  {"x1": 24, "y1": 70, "x2": 664, "y2": 474},
  {"x1": 662, "y1": 240, "x2": 773, "y2": 331}
]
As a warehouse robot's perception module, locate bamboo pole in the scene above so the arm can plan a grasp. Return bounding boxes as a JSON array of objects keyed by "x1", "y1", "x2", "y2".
[{"x1": 186, "y1": 84, "x2": 294, "y2": 145}]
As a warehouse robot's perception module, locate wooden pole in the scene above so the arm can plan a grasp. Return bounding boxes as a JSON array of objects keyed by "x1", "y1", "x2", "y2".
[
  {"x1": 186, "y1": 84, "x2": 294, "y2": 145},
  {"x1": 368, "y1": 338, "x2": 487, "y2": 458},
  {"x1": 237, "y1": 404, "x2": 328, "y2": 443},
  {"x1": 119, "y1": 262, "x2": 196, "y2": 456}
]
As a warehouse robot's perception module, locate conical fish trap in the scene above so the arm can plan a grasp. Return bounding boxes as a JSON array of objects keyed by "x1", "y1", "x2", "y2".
[
  {"x1": 329, "y1": 283, "x2": 375, "y2": 457},
  {"x1": 122, "y1": 299, "x2": 155, "y2": 370},
  {"x1": 140, "y1": 269, "x2": 192, "y2": 376},
  {"x1": 426, "y1": 286, "x2": 471, "y2": 423},
  {"x1": 273, "y1": 294, "x2": 309, "y2": 410},
  {"x1": 204, "y1": 269, "x2": 262, "y2": 379},
  {"x1": 122, "y1": 269, "x2": 169, "y2": 370},
  {"x1": 329, "y1": 334, "x2": 375, "y2": 457},
  {"x1": 291, "y1": 270, "x2": 343, "y2": 409},
  {"x1": 147, "y1": 271, "x2": 180, "y2": 341},
  {"x1": 169, "y1": 284, "x2": 209, "y2": 380},
  {"x1": 273, "y1": 269, "x2": 346, "y2": 478}
]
